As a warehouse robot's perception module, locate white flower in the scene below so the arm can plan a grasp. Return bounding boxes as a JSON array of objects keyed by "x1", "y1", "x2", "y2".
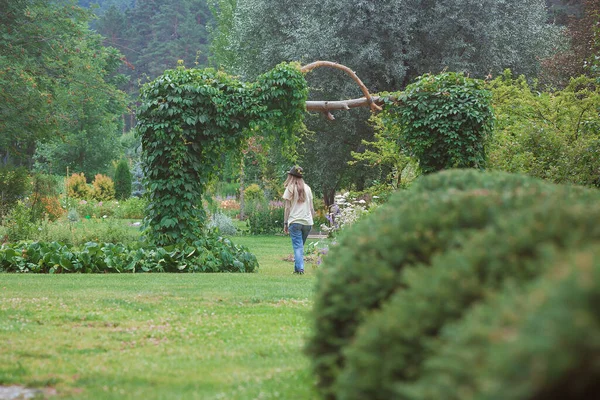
[{"x1": 103, "y1": 215, "x2": 108, "y2": 219}]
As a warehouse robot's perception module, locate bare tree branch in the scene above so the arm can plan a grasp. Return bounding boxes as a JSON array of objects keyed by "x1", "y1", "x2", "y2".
[{"x1": 300, "y1": 61, "x2": 383, "y2": 115}]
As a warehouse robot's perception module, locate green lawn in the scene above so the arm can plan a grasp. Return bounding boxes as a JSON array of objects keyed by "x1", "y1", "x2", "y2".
[{"x1": 0, "y1": 235, "x2": 320, "y2": 399}]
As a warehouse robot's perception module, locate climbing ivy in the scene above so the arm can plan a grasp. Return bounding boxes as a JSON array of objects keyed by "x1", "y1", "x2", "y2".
[
  {"x1": 137, "y1": 62, "x2": 307, "y2": 246},
  {"x1": 380, "y1": 72, "x2": 494, "y2": 174}
]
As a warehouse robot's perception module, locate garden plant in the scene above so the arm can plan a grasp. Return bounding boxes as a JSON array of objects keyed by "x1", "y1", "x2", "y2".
[{"x1": 307, "y1": 169, "x2": 600, "y2": 400}]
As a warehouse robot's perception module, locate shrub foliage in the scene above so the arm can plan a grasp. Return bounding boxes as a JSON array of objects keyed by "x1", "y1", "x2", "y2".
[
  {"x1": 66, "y1": 173, "x2": 92, "y2": 199},
  {"x1": 114, "y1": 158, "x2": 132, "y2": 200},
  {"x1": 0, "y1": 233, "x2": 258, "y2": 273},
  {"x1": 92, "y1": 173, "x2": 115, "y2": 201},
  {"x1": 306, "y1": 169, "x2": 600, "y2": 400},
  {"x1": 380, "y1": 72, "x2": 494, "y2": 174},
  {"x1": 0, "y1": 166, "x2": 30, "y2": 223}
]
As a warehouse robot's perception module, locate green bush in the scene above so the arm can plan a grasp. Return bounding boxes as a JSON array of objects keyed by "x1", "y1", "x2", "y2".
[
  {"x1": 246, "y1": 201, "x2": 284, "y2": 235},
  {"x1": 29, "y1": 173, "x2": 64, "y2": 222},
  {"x1": 0, "y1": 232, "x2": 258, "y2": 273},
  {"x1": 396, "y1": 245, "x2": 600, "y2": 400},
  {"x1": 92, "y1": 173, "x2": 115, "y2": 201},
  {"x1": 0, "y1": 165, "x2": 30, "y2": 223},
  {"x1": 305, "y1": 169, "x2": 600, "y2": 399},
  {"x1": 244, "y1": 183, "x2": 265, "y2": 203},
  {"x1": 487, "y1": 72, "x2": 600, "y2": 187},
  {"x1": 3, "y1": 200, "x2": 35, "y2": 242},
  {"x1": 113, "y1": 197, "x2": 147, "y2": 219},
  {"x1": 335, "y1": 193, "x2": 600, "y2": 400},
  {"x1": 114, "y1": 159, "x2": 132, "y2": 200},
  {"x1": 66, "y1": 173, "x2": 92, "y2": 199}
]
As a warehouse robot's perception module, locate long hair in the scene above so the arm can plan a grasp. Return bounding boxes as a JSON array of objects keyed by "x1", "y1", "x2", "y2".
[{"x1": 284, "y1": 175, "x2": 306, "y2": 203}]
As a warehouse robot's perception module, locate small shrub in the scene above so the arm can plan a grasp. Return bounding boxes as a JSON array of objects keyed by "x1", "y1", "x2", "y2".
[
  {"x1": 113, "y1": 197, "x2": 147, "y2": 219},
  {"x1": 66, "y1": 173, "x2": 92, "y2": 199},
  {"x1": 246, "y1": 200, "x2": 284, "y2": 235},
  {"x1": 92, "y1": 174, "x2": 115, "y2": 201},
  {"x1": 28, "y1": 173, "x2": 64, "y2": 222},
  {"x1": 244, "y1": 183, "x2": 265, "y2": 204},
  {"x1": 207, "y1": 212, "x2": 238, "y2": 236},
  {"x1": 3, "y1": 200, "x2": 35, "y2": 242},
  {"x1": 114, "y1": 159, "x2": 132, "y2": 200},
  {"x1": 38, "y1": 196, "x2": 65, "y2": 221}
]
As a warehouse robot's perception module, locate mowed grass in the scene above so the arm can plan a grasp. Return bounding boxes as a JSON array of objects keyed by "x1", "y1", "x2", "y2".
[{"x1": 0, "y1": 235, "x2": 320, "y2": 399}]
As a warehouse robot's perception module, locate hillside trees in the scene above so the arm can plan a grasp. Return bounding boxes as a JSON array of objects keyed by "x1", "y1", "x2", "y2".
[
  {"x1": 210, "y1": 0, "x2": 561, "y2": 204},
  {"x1": 0, "y1": 0, "x2": 124, "y2": 169},
  {"x1": 95, "y1": 0, "x2": 212, "y2": 93}
]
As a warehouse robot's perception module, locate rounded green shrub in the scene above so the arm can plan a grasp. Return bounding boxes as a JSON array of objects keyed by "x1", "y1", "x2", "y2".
[
  {"x1": 336, "y1": 195, "x2": 600, "y2": 400},
  {"x1": 92, "y1": 174, "x2": 115, "y2": 201},
  {"x1": 305, "y1": 169, "x2": 600, "y2": 399},
  {"x1": 244, "y1": 183, "x2": 265, "y2": 204},
  {"x1": 66, "y1": 173, "x2": 92, "y2": 200}
]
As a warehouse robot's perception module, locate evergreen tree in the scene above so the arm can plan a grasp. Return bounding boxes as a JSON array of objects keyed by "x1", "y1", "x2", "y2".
[{"x1": 114, "y1": 158, "x2": 132, "y2": 200}]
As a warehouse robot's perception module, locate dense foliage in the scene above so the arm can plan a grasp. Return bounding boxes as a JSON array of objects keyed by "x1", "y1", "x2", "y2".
[
  {"x1": 380, "y1": 72, "x2": 494, "y2": 174},
  {"x1": 0, "y1": 234, "x2": 258, "y2": 273},
  {"x1": 137, "y1": 62, "x2": 307, "y2": 246},
  {"x1": 376, "y1": 246, "x2": 600, "y2": 400},
  {"x1": 114, "y1": 159, "x2": 133, "y2": 200},
  {"x1": 487, "y1": 71, "x2": 600, "y2": 186},
  {"x1": 0, "y1": 166, "x2": 29, "y2": 223},
  {"x1": 306, "y1": 169, "x2": 600, "y2": 399}
]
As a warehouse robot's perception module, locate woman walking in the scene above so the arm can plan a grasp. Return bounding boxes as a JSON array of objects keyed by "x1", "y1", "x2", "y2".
[{"x1": 283, "y1": 166, "x2": 315, "y2": 274}]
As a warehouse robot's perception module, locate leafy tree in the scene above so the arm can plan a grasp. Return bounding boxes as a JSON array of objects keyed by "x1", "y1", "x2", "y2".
[
  {"x1": 0, "y1": 0, "x2": 127, "y2": 168},
  {"x1": 114, "y1": 159, "x2": 132, "y2": 200},
  {"x1": 210, "y1": 0, "x2": 562, "y2": 204}
]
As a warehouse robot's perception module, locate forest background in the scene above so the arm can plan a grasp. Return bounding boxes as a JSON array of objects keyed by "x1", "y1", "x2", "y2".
[{"x1": 1, "y1": 0, "x2": 598, "y2": 212}]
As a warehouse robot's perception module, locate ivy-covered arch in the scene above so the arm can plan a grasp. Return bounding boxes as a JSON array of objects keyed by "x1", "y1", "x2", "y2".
[
  {"x1": 138, "y1": 61, "x2": 493, "y2": 247},
  {"x1": 137, "y1": 62, "x2": 307, "y2": 246}
]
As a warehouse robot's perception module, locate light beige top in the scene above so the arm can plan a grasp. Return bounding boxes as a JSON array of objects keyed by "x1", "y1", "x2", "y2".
[{"x1": 283, "y1": 183, "x2": 314, "y2": 226}]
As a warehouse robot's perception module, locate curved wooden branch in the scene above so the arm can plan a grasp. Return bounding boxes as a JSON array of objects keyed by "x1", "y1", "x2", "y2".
[{"x1": 300, "y1": 61, "x2": 383, "y2": 114}]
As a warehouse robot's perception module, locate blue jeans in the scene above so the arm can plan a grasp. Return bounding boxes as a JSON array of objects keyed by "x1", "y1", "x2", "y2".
[{"x1": 289, "y1": 223, "x2": 312, "y2": 272}]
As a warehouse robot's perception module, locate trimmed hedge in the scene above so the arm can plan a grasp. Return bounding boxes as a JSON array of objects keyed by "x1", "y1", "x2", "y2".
[
  {"x1": 336, "y1": 198, "x2": 600, "y2": 400},
  {"x1": 0, "y1": 233, "x2": 258, "y2": 273},
  {"x1": 397, "y1": 245, "x2": 600, "y2": 400},
  {"x1": 306, "y1": 169, "x2": 600, "y2": 399}
]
